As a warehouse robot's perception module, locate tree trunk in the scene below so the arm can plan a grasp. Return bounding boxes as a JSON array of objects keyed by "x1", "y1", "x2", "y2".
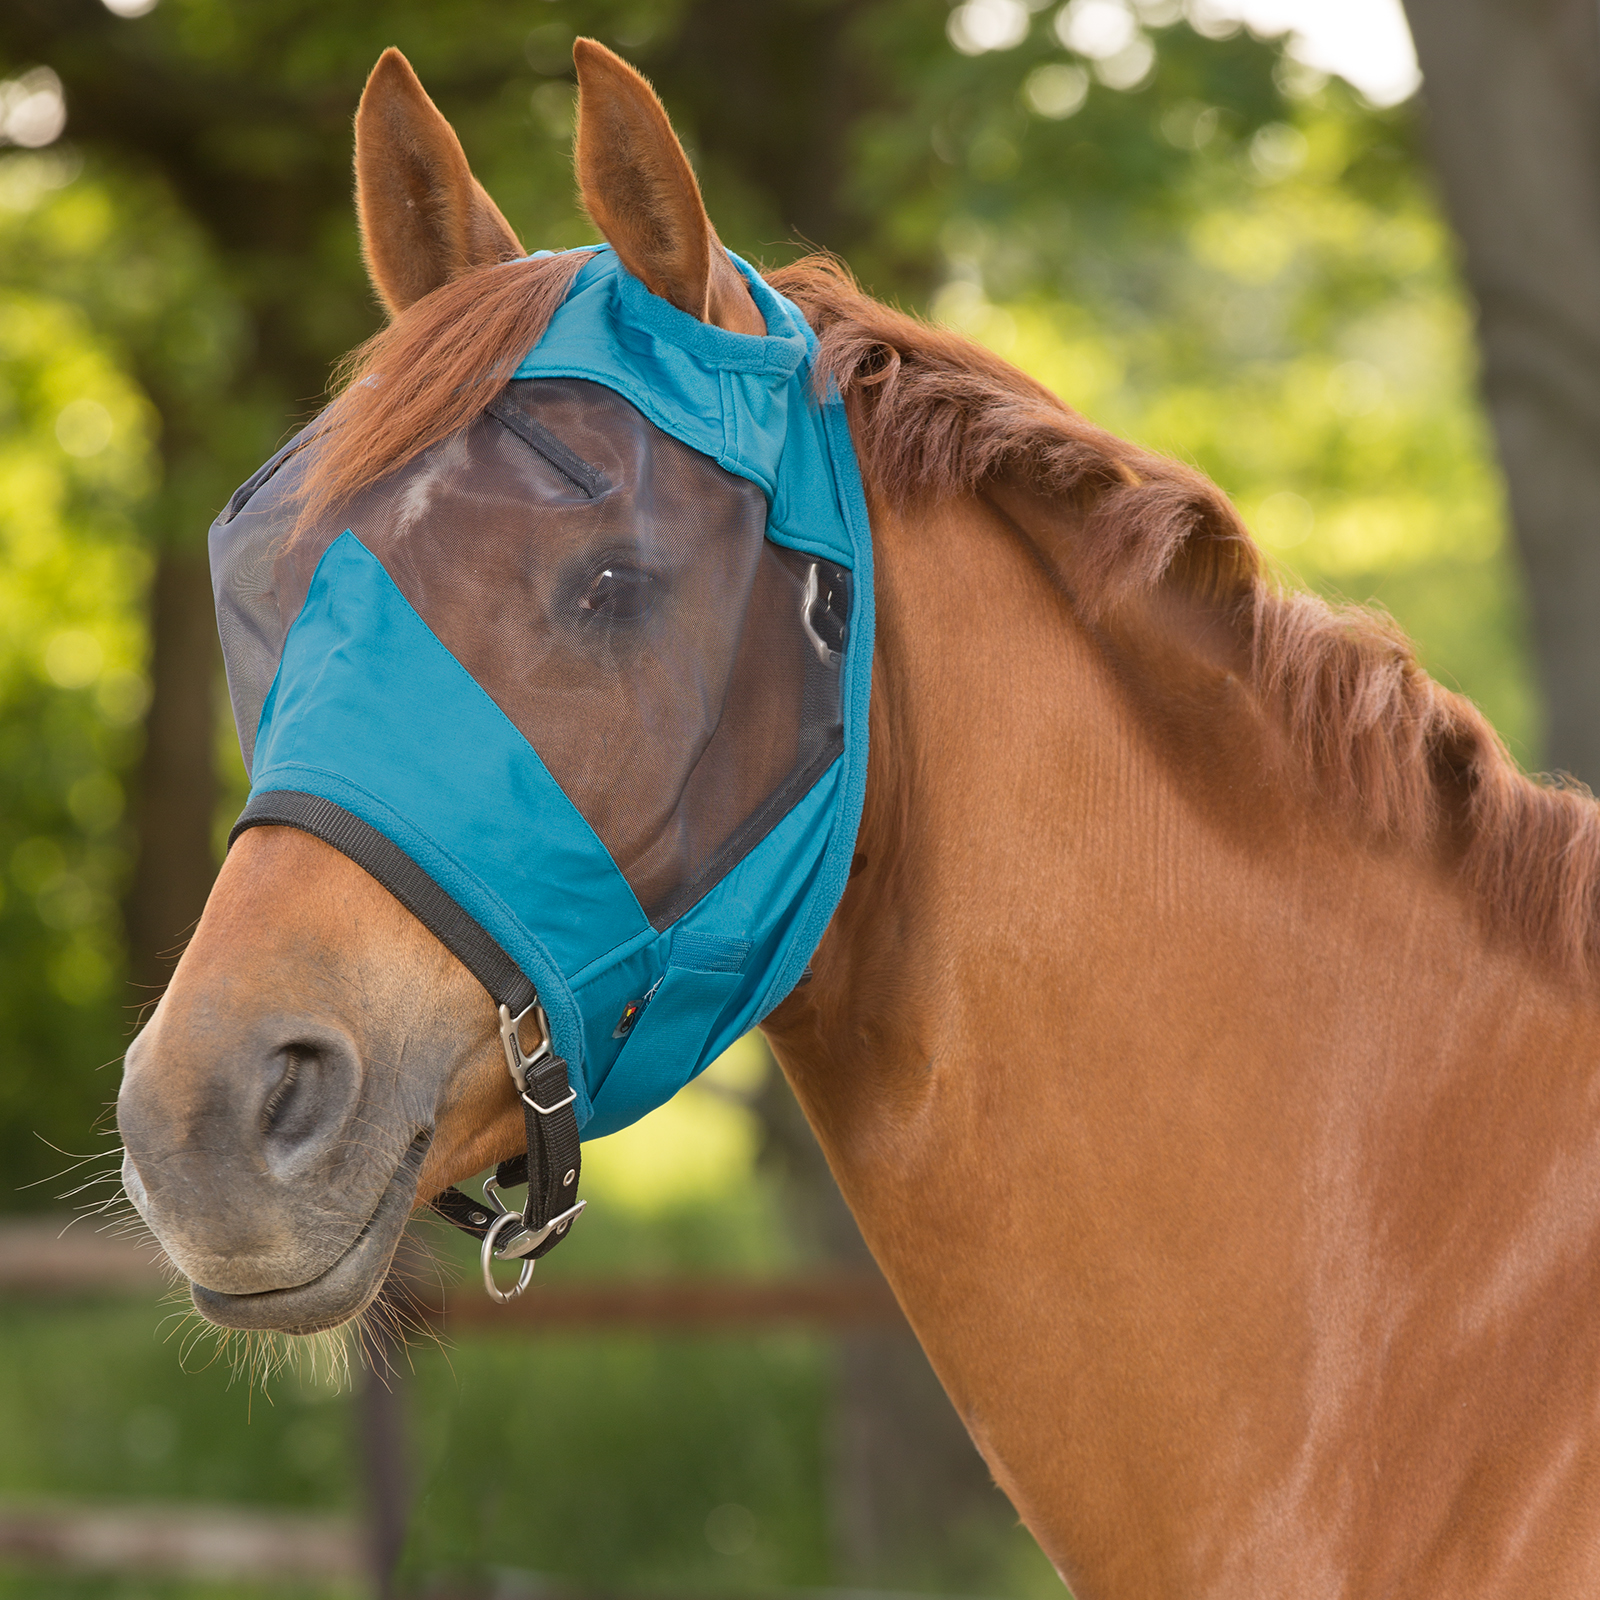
[
  {"x1": 1402, "y1": 0, "x2": 1600, "y2": 785},
  {"x1": 124, "y1": 546, "x2": 220, "y2": 1002}
]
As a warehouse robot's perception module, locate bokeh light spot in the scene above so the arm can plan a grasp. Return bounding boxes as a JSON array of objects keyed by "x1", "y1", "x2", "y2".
[
  {"x1": 1250, "y1": 122, "x2": 1310, "y2": 182},
  {"x1": 1024, "y1": 62, "x2": 1090, "y2": 119},
  {"x1": 948, "y1": 0, "x2": 1032, "y2": 55},
  {"x1": 1056, "y1": 0, "x2": 1139, "y2": 57},
  {"x1": 1256, "y1": 490, "x2": 1315, "y2": 549},
  {"x1": 44, "y1": 629, "x2": 104, "y2": 688},
  {"x1": 55, "y1": 397, "x2": 114, "y2": 456},
  {"x1": 1096, "y1": 36, "x2": 1156, "y2": 89},
  {"x1": 0, "y1": 69, "x2": 67, "y2": 150}
]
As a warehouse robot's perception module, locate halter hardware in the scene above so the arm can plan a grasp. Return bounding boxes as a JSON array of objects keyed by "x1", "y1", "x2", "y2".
[
  {"x1": 425, "y1": 984, "x2": 585, "y2": 1299},
  {"x1": 801, "y1": 561, "x2": 844, "y2": 667},
  {"x1": 481, "y1": 1210, "x2": 535, "y2": 1303},
  {"x1": 498, "y1": 997, "x2": 553, "y2": 1092},
  {"x1": 478, "y1": 1180, "x2": 586, "y2": 1302}
]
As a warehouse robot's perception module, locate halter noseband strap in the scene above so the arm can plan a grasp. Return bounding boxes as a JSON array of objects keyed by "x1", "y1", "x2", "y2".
[{"x1": 231, "y1": 790, "x2": 582, "y2": 1300}]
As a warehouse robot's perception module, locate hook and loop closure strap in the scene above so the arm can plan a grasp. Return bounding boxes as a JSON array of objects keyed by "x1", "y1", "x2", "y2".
[{"x1": 230, "y1": 790, "x2": 584, "y2": 1292}]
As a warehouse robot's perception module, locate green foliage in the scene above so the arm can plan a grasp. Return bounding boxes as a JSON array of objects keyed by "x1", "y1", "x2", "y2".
[{"x1": 0, "y1": 164, "x2": 158, "y2": 1193}]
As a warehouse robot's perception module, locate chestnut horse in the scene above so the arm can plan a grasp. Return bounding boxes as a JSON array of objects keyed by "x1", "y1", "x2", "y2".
[{"x1": 116, "y1": 39, "x2": 1600, "y2": 1600}]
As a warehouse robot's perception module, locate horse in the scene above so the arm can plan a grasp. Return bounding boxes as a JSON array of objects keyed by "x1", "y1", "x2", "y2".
[{"x1": 114, "y1": 37, "x2": 1600, "y2": 1600}]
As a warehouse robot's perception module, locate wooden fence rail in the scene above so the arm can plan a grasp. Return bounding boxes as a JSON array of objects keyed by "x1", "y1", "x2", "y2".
[
  {"x1": 0, "y1": 1498, "x2": 363, "y2": 1582},
  {"x1": 0, "y1": 1215, "x2": 909, "y2": 1329}
]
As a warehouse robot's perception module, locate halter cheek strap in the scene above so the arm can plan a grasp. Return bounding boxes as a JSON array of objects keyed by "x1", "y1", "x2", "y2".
[{"x1": 230, "y1": 790, "x2": 583, "y2": 1301}]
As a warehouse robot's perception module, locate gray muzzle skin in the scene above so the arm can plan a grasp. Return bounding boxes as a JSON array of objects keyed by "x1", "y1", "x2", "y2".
[{"x1": 116, "y1": 993, "x2": 445, "y2": 1335}]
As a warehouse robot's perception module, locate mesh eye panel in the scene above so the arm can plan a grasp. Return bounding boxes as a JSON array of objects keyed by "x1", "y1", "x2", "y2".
[{"x1": 213, "y1": 378, "x2": 848, "y2": 928}]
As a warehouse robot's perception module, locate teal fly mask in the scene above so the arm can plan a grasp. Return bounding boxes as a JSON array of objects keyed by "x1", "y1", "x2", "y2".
[{"x1": 209, "y1": 247, "x2": 873, "y2": 1277}]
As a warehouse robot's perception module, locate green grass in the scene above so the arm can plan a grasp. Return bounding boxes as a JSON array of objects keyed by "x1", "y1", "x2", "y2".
[
  {"x1": 0, "y1": 1289, "x2": 833, "y2": 1597},
  {"x1": 401, "y1": 1329, "x2": 832, "y2": 1594}
]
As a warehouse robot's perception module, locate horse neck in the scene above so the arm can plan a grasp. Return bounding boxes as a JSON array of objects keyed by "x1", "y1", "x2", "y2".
[{"x1": 762, "y1": 485, "x2": 1600, "y2": 1598}]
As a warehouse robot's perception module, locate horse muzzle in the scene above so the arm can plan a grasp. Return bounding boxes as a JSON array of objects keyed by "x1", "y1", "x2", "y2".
[{"x1": 116, "y1": 1005, "x2": 432, "y2": 1334}]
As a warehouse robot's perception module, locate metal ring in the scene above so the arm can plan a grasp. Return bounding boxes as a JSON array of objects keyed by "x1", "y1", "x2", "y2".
[
  {"x1": 801, "y1": 561, "x2": 842, "y2": 666},
  {"x1": 481, "y1": 1210, "x2": 535, "y2": 1303}
]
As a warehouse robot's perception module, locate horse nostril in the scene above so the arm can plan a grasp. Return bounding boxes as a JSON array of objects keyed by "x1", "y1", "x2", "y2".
[{"x1": 260, "y1": 1041, "x2": 349, "y2": 1154}]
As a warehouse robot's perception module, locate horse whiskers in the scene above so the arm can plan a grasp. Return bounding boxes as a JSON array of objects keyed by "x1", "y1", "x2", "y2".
[
  {"x1": 161, "y1": 1307, "x2": 358, "y2": 1400},
  {"x1": 42, "y1": 1146, "x2": 185, "y2": 1285},
  {"x1": 55, "y1": 1168, "x2": 131, "y2": 1203},
  {"x1": 22, "y1": 1134, "x2": 128, "y2": 1191},
  {"x1": 142, "y1": 1221, "x2": 454, "y2": 1401},
  {"x1": 353, "y1": 1224, "x2": 454, "y2": 1381},
  {"x1": 91, "y1": 1201, "x2": 182, "y2": 1284}
]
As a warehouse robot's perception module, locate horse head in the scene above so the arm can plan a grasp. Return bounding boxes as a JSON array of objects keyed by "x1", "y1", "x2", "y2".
[{"x1": 116, "y1": 41, "x2": 844, "y2": 1336}]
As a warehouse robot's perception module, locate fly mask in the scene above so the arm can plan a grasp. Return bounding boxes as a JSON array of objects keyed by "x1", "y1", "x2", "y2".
[{"x1": 208, "y1": 247, "x2": 873, "y2": 1283}]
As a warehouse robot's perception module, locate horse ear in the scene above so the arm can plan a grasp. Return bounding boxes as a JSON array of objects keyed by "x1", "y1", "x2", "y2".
[
  {"x1": 354, "y1": 48, "x2": 524, "y2": 317},
  {"x1": 572, "y1": 39, "x2": 765, "y2": 335}
]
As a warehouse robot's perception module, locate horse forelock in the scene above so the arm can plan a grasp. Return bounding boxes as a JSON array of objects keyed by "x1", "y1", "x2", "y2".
[
  {"x1": 290, "y1": 249, "x2": 595, "y2": 540},
  {"x1": 768, "y1": 256, "x2": 1600, "y2": 983}
]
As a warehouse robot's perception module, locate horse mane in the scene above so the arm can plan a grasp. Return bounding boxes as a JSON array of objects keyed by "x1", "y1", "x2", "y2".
[
  {"x1": 298, "y1": 246, "x2": 1600, "y2": 979},
  {"x1": 768, "y1": 256, "x2": 1600, "y2": 981}
]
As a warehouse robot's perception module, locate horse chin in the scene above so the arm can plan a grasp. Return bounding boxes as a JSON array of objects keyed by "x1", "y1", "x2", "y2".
[{"x1": 186, "y1": 1150, "x2": 421, "y2": 1336}]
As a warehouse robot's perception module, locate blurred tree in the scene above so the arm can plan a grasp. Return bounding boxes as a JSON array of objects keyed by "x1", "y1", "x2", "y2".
[
  {"x1": 1401, "y1": 0, "x2": 1600, "y2": 786},
  {"x1": 968, "y1": 74, "x2": 1535, "y2": 755},
  {"x1": 0, "y1": 169, "x2": 154, "y2": 1206}
]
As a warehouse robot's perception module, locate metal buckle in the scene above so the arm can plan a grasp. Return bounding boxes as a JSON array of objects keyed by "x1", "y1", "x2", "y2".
[
  {"x1": 493, "y1": 1199, "x2": 586, "y2": 1262},
  {"x1": 497, "y1": 997, "x2": 552, "y2": 1093}
]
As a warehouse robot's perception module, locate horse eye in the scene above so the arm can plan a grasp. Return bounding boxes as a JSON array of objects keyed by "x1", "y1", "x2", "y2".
[{"x1": 579, "y1": 566, "x2": 657, "y2": 621}]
